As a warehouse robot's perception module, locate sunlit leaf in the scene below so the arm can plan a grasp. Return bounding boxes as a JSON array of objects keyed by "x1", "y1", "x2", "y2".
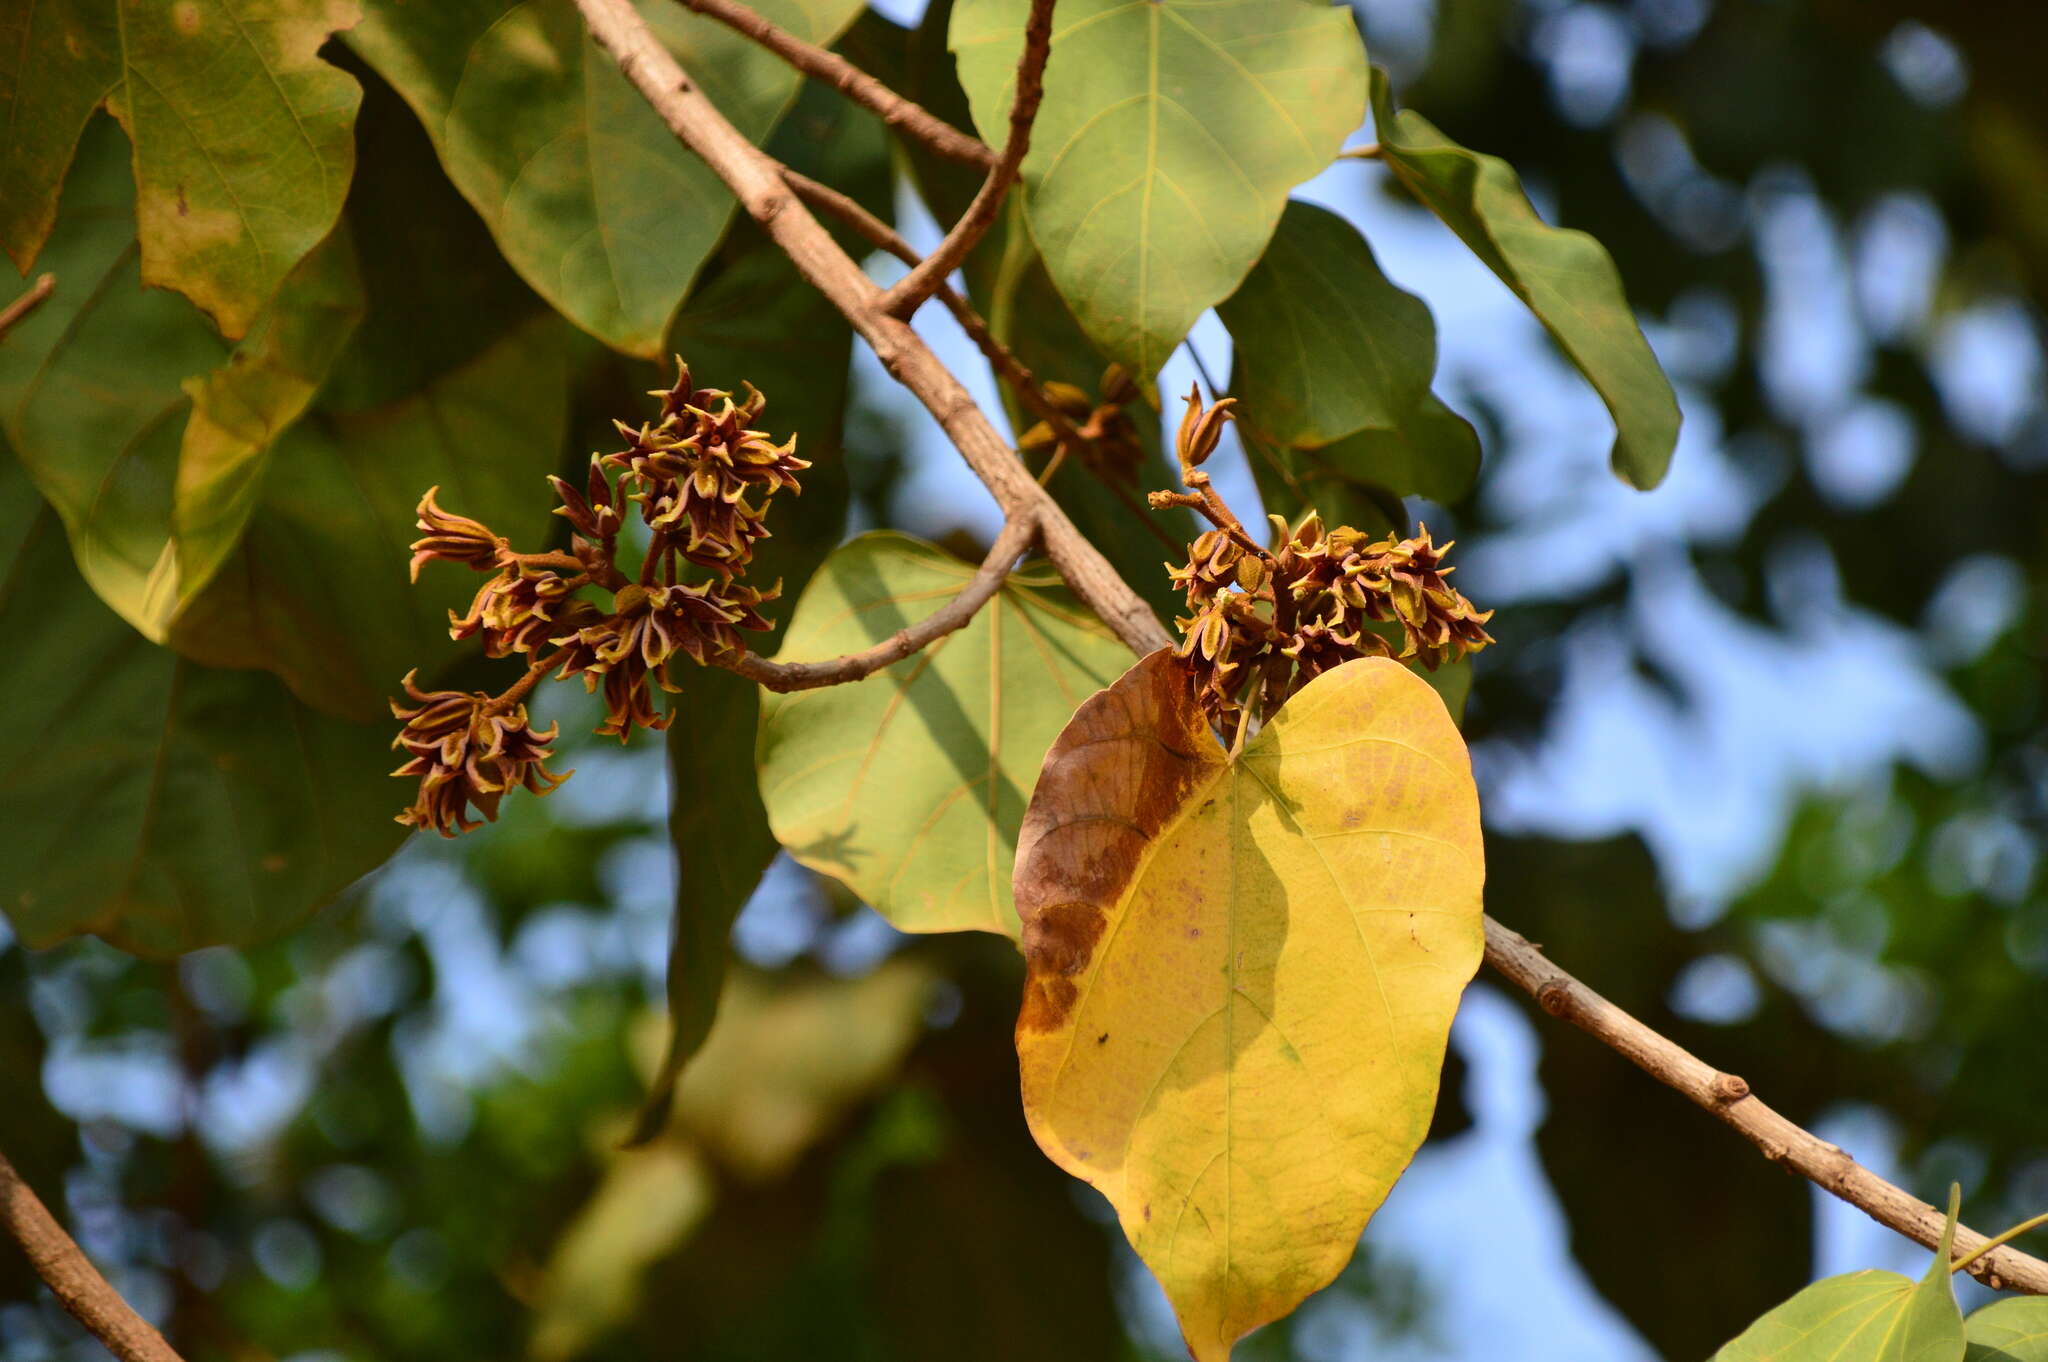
[
  {"x1": 0, "y1": 0, "x2": 363, "y2": 338},
  {"x1": 347, "y1": 0, "x2": 864, "y2": 357},
  {"x1": 1370, "y1": 67, "x2": 1678, "y2": 490},
  {"x1": 0, "y1": 448, "x2": 403, "y2": 956},
  {"x1": 950, "y1": 0, "x2": 1368, "y2": 378},
  {"x1": 1967, "y1": 1297, "x2": 2048, "y2": 1361},
  {"x1": 172, "y1": 231, "x2": 367, "y2": 615},
  {"x1": 1712, "y1": 1197, "x2": 1966, "y2": 1362},
  {"x1": 1220, "y1": 201, "x2": 1479, "y2": 508},
  {"x1": 1014, "y1": 649, "x2": 1483, "y2": 1359},
  {"x1": 756, "y1": 532, "x2": 1131, "y2": 936}
]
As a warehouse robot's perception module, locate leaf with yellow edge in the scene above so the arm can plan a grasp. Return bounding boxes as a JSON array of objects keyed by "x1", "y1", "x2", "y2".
[{"x1": 1014, "y1": 650, "x2": 1484, "y2": 1360}]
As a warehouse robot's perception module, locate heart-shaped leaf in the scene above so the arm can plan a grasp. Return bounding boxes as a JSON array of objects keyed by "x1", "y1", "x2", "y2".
[
  {"x1": 1014, "y1": 649, "x2": 1484, "y2": 1360},
  {"x1": 1370, "y1": 68, "x2": 1678, "y2": 490},
  {"x1": 348, "y1": 0, "x2": 864, "y2": 357},
  {"x1": 756, "y1": 532, "x2": 1131, "y2": 936},
  {"x1": 1220, "y1": 201, "x2": 1479, "y2": 509},
  {"x1": 1967, "y1": 1297, "x2": 2048, "y2": 1361},
  {"x1": 950, "y1": 0, "x2": 1368, "y2": 378},
  {"x1": 0, "y1": 0, "x2": 363, "y2": 338}
]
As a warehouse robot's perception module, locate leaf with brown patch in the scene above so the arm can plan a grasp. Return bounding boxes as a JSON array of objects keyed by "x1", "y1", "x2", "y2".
[{"x1": 1014, "y1": 649, "x2": 1485, "y2": 1360}]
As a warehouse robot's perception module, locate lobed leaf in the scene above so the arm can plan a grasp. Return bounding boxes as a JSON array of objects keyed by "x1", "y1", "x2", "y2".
[
  {"x1": 949, "y1": 0, "x2": 1368, "y2": 379},
  {"x1": 1968, "y1": 1298, "x2": 2048, "y2": 1361},
  {"x1": 1220, "y1": 200, "x2": 1479, "y2": 511},
  {"x1": 1370, "y1": 68, "x2": 1678, "y2": 490},
  {"x1": 1014, "y1": 650, "x2": 1484, "y2": 1359},
  {"x1": 0, "y1": 448, "x2": 403, "y2": 956},
  {"x1": 347, "y1": 0, "x2": 864, "y2": 358},
  {"x1": 755, "y1": 532, "x2": 1131, "y2": 937},
  {"x1": 0, "y1": 0, "x2": 363, "y2": 338}
]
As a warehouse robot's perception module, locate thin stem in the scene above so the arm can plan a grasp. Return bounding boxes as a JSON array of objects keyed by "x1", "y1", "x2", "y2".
[
  {"x1": 1036, "y1": 447, "x2": 1069, "y2": 486},
  {"x1": 1180, "y1": 335, "x2": 1223, "y2": 401},
  {"x1": 880, "y1": 0, "x2": 1055, "y2": 317},
  {"x1": 1483, "y1": 916, "x2": 2048, "y2": 1294},
  {"x1": 0, "y1": 1148, "x2": 188, "y2": 1362},
  {"x1": 674, "y1": 0, "x2": 995, "y2": 169},
  {"x1": 0, "y1": 274, "x2": 54, "y2": 341},
  {"x1": 783, "y1": 166, "x2": 1181, "y2": 556},
  {"x1": 1952, "y1": 1210, "x2": 2048, "y2": 1276},
  {"x1": 719, "y1": 513, "x2": 1037, "y2": 690},
  {"x1": 495, "y1": 648, "x2": 572, "y2": 710},
  {"x1": 1335, "y1": 142, "x2": 1382, "y2": 160}
]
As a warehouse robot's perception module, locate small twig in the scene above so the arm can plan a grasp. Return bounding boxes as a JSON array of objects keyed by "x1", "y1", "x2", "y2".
[
  {"x1": 1482, "y1": 915, "x2": 2048, "y2": 1295},
  {"x1": 0, "y1": 1148, "x2": 188, "y2": 1362},
  {"x1": 720, "y1": 512, "x2": 1037, "y2": 691},
  {"x1": 880, "y1": 0, "x2": 1055, "y2": 317},
  {"x1": 496, "y1": 647, "x2": 573, "y2": 710},
  {"x1": 674, "y1": 0, "x2": 995, "y2": 169},
  {"x1": 1180, "y1": 336, "x2": 1224, "y2": 402},
  {"x1": 783, "y1": 167, "x2": 1180, "y2": 557},
  {"x1": 0, "y1": 274, "x2": 55, "y2": 342}
]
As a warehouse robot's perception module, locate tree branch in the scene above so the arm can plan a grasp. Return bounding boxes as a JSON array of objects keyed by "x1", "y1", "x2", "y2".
[
  {"x1": 573, "y1": 0, "x2": 1170, "y2": 656},
  {"x1": 782, "y1": 167, "x2": 1177, "y2": 557},
  {"x1": 0, "y1": 1148, "x2": 188, "y2": 1362},
  {"x1": 1483, "y1": 915, "x2": 2048, "y2": 1294},
  {"x1": 879, "y1": 0, "x2": 1054, "y2": 317},
  {"x1": 571, "y1": 0, "x2": 2048, "y2": 1295},
  {"x1": 721, "y1": 511, "x2": 1036, "y2": 691},
  {"x1": 674, "y1": 0, "x2": 996, "y2": 170},
  {"x1": 0, "y1": 274, "x2": 55, "y2": 341}
]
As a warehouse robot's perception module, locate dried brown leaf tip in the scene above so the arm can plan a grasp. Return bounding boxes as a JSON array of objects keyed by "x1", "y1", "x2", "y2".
[
  {"x1": 392, "y1": 358, "x2": 804, "y2": 830},
  {"x1": 1156, "y1": 391, "x2": 1494, "y2": 731}
]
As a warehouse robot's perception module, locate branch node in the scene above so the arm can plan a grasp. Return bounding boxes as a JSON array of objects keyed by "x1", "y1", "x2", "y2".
[{"x1": 1711, "y1": 1072, "x2": 1750, "y2": 1101}]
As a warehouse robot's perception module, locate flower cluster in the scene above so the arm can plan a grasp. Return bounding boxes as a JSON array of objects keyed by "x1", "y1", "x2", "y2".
[
  {"x1": 391, "y1": 359, "x2": 805, "y2": 835},
  {"x1": 1159, "y1": 392, "x2": 1494, "y2": 728},
  {"x1": 1016, "y1": 363, "x2": 1145, "y2": 485},
  {"x1": 388, "y1": 672, "x2": 568, "y2": 837}
]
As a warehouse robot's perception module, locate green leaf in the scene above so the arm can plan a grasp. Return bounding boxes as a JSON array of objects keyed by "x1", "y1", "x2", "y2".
[
  {"x1": 1014, "y1": 650, "x2": 1484, "y2": 1360},
  {"x1": 172, "y1": 231, "x2": 367, "y2": 615},
  {"x1": 168, "y1": 316, "x2": 571, "y2": 720},
  {"x1": 1370, "y1": 67, "x2": 1678, "y2": 489},
  {"x1": 0, "y1": 118, "x2": 371, "y2": 640},
  {"x1": 0, "y1": 446, "x2": 404, "y2": 957},
  {"x1": 1220, "y1": 200, "x2": 1479, "y2": 507},
  {"x1": 347, "y1": 0, "x2": 864, "y2": 358},
  {"x1": 0, "y1": 0, "x2": 363, "y2": 339},
  {"x1": 1712, "y1": 1193, "x2": 1967, "y2": 1362},
  {"x1": 756, "y1": 532, "x2": 1131, "y2": 937},
  {"x1": 1967, "y1": 1298, "x2": 2048, "y2": 1361},
  {"x1": 950, "y1": 0, "x2": 1368, "y2": 378}
]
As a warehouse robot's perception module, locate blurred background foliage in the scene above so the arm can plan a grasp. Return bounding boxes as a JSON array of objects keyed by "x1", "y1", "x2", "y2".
[{"x1": 2, "y1": 0, "x2": 2045, "y2": 1358}]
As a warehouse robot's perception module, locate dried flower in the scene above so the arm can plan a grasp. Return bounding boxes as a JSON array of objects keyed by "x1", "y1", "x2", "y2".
[
  {"x1": 389, "y1": 672, "x2": 569, "y2": 836},
  {"x1": 409, "y1": 487, "x2": 508, "y2": 580},
  {"x1": 394, "y1": 355, "x2": 805, "y2": 832},
  {"x1": 449, "y1": 563, "x2": 574, "y2": 658}
]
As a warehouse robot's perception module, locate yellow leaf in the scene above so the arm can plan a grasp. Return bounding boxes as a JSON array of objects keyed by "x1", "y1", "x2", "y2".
[{"x1": 1013, "y1": 650, "x2": 1485, "y2": 1360}]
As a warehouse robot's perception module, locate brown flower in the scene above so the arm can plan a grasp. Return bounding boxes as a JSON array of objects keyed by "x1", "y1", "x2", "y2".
[
  {"x1": 389, "y1": 673, "x2": 568, "y2": 837},
  {"x1": 409, "y1": 487, "x2": 509, "y2": 581},
  {"x1": 550, "y1": 455, "x2": 626, "y2": 543},
  {"x1": 448, "y1": 564, "x2": 574, "y2": 658}
]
